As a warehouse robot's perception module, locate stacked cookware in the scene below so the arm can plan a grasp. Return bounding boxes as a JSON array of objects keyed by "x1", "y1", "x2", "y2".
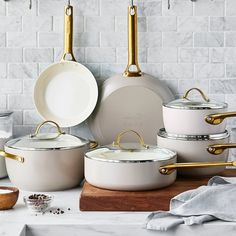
[{"x1": 157, "y1": 87, "x2": 236, "y2": 176}]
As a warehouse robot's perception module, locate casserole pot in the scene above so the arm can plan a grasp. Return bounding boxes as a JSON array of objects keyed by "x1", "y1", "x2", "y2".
[
  {"x1": 163, "y1": 88, "x2": 236, "y2": 135},
  {"x1": 0, "y1": 121, "x2": 97, "y2": 192},
  {"x1": 85, "y1": 130, "x2": 236, "y2": 191},
  {"x1": 157, "y1": 129, "x2": 234, "y2": 176}
]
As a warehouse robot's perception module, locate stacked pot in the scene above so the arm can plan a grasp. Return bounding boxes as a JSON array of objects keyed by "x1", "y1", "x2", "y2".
[{"x1": 157, "y1": 87, "x2": 236, "y2": 176}]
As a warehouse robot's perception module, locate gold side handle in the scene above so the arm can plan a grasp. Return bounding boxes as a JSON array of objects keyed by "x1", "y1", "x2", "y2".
[
  {"x1": 89, "y1": 140, "x2": 99, "y2": 149},
  {"x1": 123, "y1": 5, "x2": 142, "y2": 77},
  {"x1": 61, "y1": 4, "x2": 76, "y2": 62},
  {"x1": 0, "y1": 150, "x2": 24, "y2": 163},
  {"x1": 159, "y1": 161, "x2": 236, "y2": 175},
  {"x1": 30, "y1": 120, "x2": 66, "y2": 140},
  {"x1": 205, "y1": 112, "x2": 236, "y2": 125},
  {"x1": 113, "y1": 130, "x2": 149, "y2": 150},
  {"x1": 183, "y1": 88, "x2": 210, "y2": 102},
  {"x1": 207, "y1": 143, "x2": 236, "y2": 155}
]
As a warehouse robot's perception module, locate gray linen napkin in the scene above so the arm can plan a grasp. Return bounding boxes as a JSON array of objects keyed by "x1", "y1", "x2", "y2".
[{"x1": 146, "y1": 175, "x2": 236, "y2": 231}]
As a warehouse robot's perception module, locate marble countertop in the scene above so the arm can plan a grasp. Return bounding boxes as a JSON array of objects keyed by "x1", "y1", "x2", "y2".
[{"x1": 1, "y1": 178, "x2": 236, "y2": 236}]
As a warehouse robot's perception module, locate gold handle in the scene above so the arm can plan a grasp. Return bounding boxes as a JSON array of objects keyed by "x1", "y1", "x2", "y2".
[
  {"x1": 30, "y1": 120, "x2": 65, "y2": 140},
  {"x1": 160, "y1": 161, "x2": 236, "y2": 175},
  {"x1": 89, "y1": 140, "x2": 98, "y2": 149},
  {"x1": 61, "y1": 4, "x2": 76, "y2": 62},
  {"x1": 207, "y1": 143, "x2": 236, "y2": 155},
  {"x1": 205, "y1": 112, "x2": 236, "y2": 125},
  {"x1": 113, "y1": 130, "x2": 149, "y2": 150},
  {"x1": 123, "y1": 5, "x2": 142, "y2": 77},
  {"x1": 183, "y1": 88, "x2": 210, "y2": 102},
  {"x1": 0, "y1": 150, "x2": 24, "y2": 163}
]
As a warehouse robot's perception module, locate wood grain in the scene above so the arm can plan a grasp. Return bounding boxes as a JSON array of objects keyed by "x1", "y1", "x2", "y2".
[{"x1": 80, "y1": 170, "x2": 236, "y2": 211}]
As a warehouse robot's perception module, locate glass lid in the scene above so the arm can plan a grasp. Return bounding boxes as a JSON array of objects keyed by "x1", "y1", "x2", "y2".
[
  {"x1": 163, "y1": 88, "x2": 227, "y2": 110},
  {"x1": 158, "y1": 128, "x2": 229, "y2": 141},
  {"x1": 5, "y1": 121, "x2": 88, "y2": 151},
  {"x1": 85, "y1": 130, "x2": 176, "y2": 163}
]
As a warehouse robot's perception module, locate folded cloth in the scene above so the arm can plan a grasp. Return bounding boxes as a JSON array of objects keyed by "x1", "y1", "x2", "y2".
[{"x1": 146, "y1": 175, "x2": 236, "y2": 231}]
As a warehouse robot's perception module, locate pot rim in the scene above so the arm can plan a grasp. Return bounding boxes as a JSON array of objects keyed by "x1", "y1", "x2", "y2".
[
  {"x1": 85, "y1": 146, "x2": 177, "y2": 163},
  {"x1": 5, "y1": 135, "x2": 90, "y2": 151},
  {"x1": 158, "y1": 129, "x2": 229, "y2": 141}
]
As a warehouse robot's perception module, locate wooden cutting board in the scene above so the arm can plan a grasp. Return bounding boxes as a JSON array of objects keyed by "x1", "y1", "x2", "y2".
[{"x1": 79, "y1": 170, "x2": 236, "y2": 211}]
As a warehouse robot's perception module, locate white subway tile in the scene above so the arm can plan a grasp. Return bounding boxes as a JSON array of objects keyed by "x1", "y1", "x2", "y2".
[
  {"x1": 12, "y1": 111, "x2": 23, "y2": 125},
  {"x1": 54, "y1": 47, "x2": 85, "y2": 63},
  {"x1": 101, "y1": 0, "x2": 130, "y2": 16},
  {"x1": 226, "y1": 33, "x2": 236, "y2": 47},
  {"x1": 115, "y1": 16, "x2": 147, "y2": 32},
  {"x1": 139, "y1": 32, "x2": 162, "y2": 47},
  {"x1": 210, "y1": 48, "x2": 225, "y2": 63},
  {"x1": 137, "y1": 0, "x2": 162, "y2": 16},
  {"x1": 226, "y1": 0, "x2": 236, "y2": 16},
  {"x1": 86, "y1": 48, "x2": 116, "y2": 63},
  {"x1": 101, "y1": 63, "x2": 126, "y2": 78},
  {"x1": 23, "y1": 80, "x2": 35, "y2": 94},
  {"x1": 7, "y1": 0, "x2": 36, "y2": 16},
  {"x1": 39, "y1": 32, "x2": 63, "y2": 47},
  {"x1": 225, "y1": 48, "x2": 236, "y2": 63},
  {"x1": 8, "y1": 95, "x2": 34, "y2": 110},
  {"x1": 195, "y1": 63, "x2": 225, "y2": 78},
  {"x1": 163, "y1": 63, "x2": 193, "y2": 79},
  {"x1": 194, "y1": 0, "x2": 225, "y2": 16},
  {"x1": 101, "y1": 32, "x2": 127, "y2": 47},
  {"x1": 86, "y1": 17, "x2": 115, "y2": 32},
  {"x1": 0, "y1": 17, "x2": 21, "y2": 32},
  {"x1": 24, "y1": 48, "x2": 53, "y2": 63},
  {"x1": 0, "y1": 1, "x2": 5, "y2": 16},
  {"x1": 0, "y1": 48, "x2": 22, "y2": 62},
  {"x1": 194, "y1": 32, "x2": 224, "y2": 47},
  {"x1": 8, "y1": 63, "x2": 38, "y2": 79},
  {"x1": 0, "y1": 79, "x2": 22, "y2": 94},
  {"x1": 23, "y1": 110, "x2": 43, "y2": 125},
  {"x1": 226, "y1": 64, "x2": 236, "y2": 77},
  {"x1": 116, "y1": 47, "x2": 147, "y2": 63},
  {"x1": 0, "y1": 63, "x2": 7, "y2": 79},
  {"x1": 0, "y1": 95, "x2": 6, "y2": 109},
  {"x1": 178, "y1": 80, "x2": 209, "y2": 94},
  {"x1": 0, "y1": 33, "x2": 5, "y2": 47},
  {"x1": 179, "y1": 48, "x2": 209, "y2": 63},
  {"x1": 210, "y1": 79, "x2": 236, "y2": 94},
  {"x1": 74, "y1": 32, "x2": 100, "y2": 47},
  {"x1": 178, "y1": 17, "x2": 208, "y2": 32},
  {"x1": 163, "y1": 32, "x2": 193, "y2": 47},
  {"x1": 148, "y1": 17, "x2": 176, "y2": 32},
  {"x1": 210, "y1": 17, "x2": 236, "y2": 31},
  {"x1": 7, "y1": 32, "x2": 37, "y2": 48},
  {"x1": 162, "y1": 0, "x2": 193, "y2": 16},
  {"x1": 148, "y1": 47, "x2": 178, "y2": 63},
  {"x1": 23, "y1": 16, "x2": 53, "y2": 32},
  {"x1": 140, "y1": 63, "x2": 163, "y2": 79}
]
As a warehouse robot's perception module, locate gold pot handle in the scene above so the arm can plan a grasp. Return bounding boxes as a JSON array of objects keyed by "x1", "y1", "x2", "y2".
[
  {"x1": 0, "y1": 150, "x2": 24, "y2": 163},
  {"x1": 207, "y1": 143, "x2": 236, "y2": 155},
  {"x1": 123, "y1": 5, "x2": 142, "y2": 77},
  {"x1": 205, "y1": 112, "x2": 236, "y2": 125},
  {"x1": 89, "y1": 140, "x2": 99, "y2": 149},
  {"x1": 61, "y1": 4, "x2": 76, "y2": 62},
  {"x1": 30, "y1": 120, "x2": 65, "y2": 140},
  {"x1": 183, "y1": 88, "x2": 210, "y2": 102},
  {"x1": 160, "y1": 161, "x2": 236, "y2": 175},
  {"x1": 113, "y1": 130, "x2": 149, "y2": 150}
]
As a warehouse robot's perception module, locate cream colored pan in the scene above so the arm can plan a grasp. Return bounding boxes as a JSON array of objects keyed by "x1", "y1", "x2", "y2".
[
  {"x1": 34, "y1": 3, "x2": 98, "y2": 128},
  {"x1": 88, "y1": 2, "x2": 174, "y2": 145}
]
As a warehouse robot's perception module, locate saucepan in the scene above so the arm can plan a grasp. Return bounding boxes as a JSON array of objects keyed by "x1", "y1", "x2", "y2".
[
  {"x1": 85, "y1": 130, "x2": 235, "y2": 191},
  {"x1": 0, "y1": 121, "x2": 97, "y2": 192},
  {"x1": 163, "y1": 88, "x2": 236, "y2": 135},
  {"x1": 157, "y1": 129, "x2": 236, "y2": 176}
]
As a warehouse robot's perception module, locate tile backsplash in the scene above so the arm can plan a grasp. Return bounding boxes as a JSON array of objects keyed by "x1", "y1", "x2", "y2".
[{"x1": 1, "y1": 0, "x2": 236, "y2": 139}]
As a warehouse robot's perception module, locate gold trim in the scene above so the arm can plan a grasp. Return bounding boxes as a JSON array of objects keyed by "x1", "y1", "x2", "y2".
[
  {"x1": 113, "y1": 130, "x2": 149, "y2": 150},
  {"x1": 205, "y1": 112, "x2": 236, "y2": 125},
  {"x1": 30, "y1": 120, "x2": 65, "y2": 140},
  {"x1": 207, "y1": 143, "x2": 236, "y2": 155},
  {"x1": 123, "y1": 5, "x2": 142, "y2": 77},
  {"x1": 0, "y1": 150, "x2": 24, "y2": 163},
  {"x1": 183, "y1": 88, "x2": 210, "y2": 102},
  {"x1": 159, "y1": 161, "x2": 236, "y2": 175},
  {"x1": 61, "y1": 5, "x2": 76, "y2": 62}
]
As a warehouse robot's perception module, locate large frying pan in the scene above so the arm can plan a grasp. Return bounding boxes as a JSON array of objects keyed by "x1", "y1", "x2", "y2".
[
  {"x1": 88, "y1": 2, "x2": 174, "y2": 145},
  {"x1": 34, "y1": 3, "x2": 98, "y2": 128}
]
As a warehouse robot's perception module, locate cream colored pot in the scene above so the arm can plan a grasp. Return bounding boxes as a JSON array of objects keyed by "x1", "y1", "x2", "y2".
[
  {"x1": 85, "y1": 130, "x2": 236, "y2": 191},
  {"x1": 157, "y1": 129, "x2": 234, "y2": 176},
  {"x1": 163, "y1": 88, "x2": 236, "y2": 135},
  {"x1": 0, "y1": 121, "x2": 96, "y2": 192}
]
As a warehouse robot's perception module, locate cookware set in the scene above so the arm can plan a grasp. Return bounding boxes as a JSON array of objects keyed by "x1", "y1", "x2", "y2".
[{"x1": 0, "y1": 1, "x2": 236, "y2": 192}]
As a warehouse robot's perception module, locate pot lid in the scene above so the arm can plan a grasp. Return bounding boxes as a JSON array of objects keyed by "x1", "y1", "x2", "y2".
[
  {"x1": 86, "y1": 146, "x2": 176, "y2": 163},
  {"x1": 5, "y1": 120, "x2": 89, "y2": 151},
  {"x1": 158, "y1": 128, "x2": 229, "y2": 141},
  {"x1": 0, "y1": 111, "x2": 13, "y2": 117},
  {"x1": 163, "y1": 88, "x2": 227, "y2": 110}
]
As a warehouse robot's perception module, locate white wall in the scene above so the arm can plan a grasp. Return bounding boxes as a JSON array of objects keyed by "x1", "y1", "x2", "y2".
[{"x1": 0, "y1": 0, "x2": 236, "y2": 142}]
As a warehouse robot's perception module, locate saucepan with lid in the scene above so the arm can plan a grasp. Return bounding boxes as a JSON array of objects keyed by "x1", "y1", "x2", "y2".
[
  {"x1": 85, "y1": 130, "x2": 236, "y2": 191},
  {"x1": 0, "y1": 121, "x2": 97, "y2": 192},
  {"x1": 163, "y1": 88, "x2": 236, "y2": 135}
]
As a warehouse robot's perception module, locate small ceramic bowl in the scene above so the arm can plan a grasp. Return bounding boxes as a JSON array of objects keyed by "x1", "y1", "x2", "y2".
[
  {"x1": 0, "y1": 186, "x2": 19, "y2": 210},
  {"x1": 24, "y1": 194, "x2": 53, "y2": 214}
]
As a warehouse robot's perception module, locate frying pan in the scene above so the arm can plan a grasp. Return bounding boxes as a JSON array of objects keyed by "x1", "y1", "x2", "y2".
[
  {"x1": 34, "y1": 3, "x2": 98, "y2": 128},
  {"x1": 88, "y1": 2, "x2": 174, "y2": 145}
]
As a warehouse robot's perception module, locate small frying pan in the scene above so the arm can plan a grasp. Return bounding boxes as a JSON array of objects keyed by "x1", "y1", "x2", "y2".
[
  {"x1": 88, "y1": 2, "x2": 174, "y2": 145},
  {"x1": 34, "y1": 3, "x2": 98, "y2": 128}
]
